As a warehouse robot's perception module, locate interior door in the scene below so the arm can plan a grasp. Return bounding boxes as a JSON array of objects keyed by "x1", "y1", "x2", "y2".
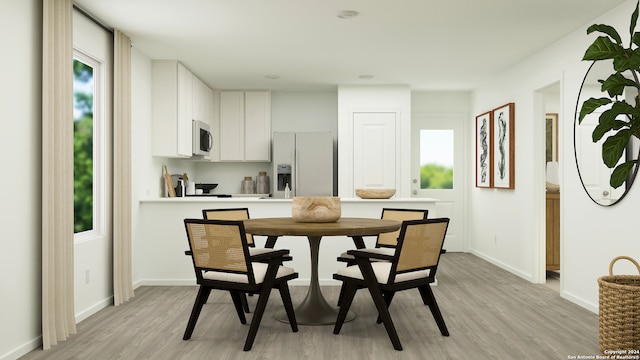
[{"x1": 411, "y1": 114, "x2": 466, "y2": 251}]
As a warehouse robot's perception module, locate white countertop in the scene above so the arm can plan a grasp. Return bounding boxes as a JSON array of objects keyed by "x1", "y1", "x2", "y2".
[{"x1": 140, "y1": 196, "x2": 439, "y2": 203}]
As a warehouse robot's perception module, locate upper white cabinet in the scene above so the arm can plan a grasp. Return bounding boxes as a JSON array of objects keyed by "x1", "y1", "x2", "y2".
[
  {"x1": 152, "y1": 60, "x2": 214, "y2": 159},
  {"x1": 219, "y1": 91, "x2": 271, "y2": 161},
  {"x1": 152, "y1": 60, "x2": 193, "y2": 157}
]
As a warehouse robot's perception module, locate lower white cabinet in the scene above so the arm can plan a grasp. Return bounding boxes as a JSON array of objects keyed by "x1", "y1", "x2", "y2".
[{"x1": 219, "y1": 91, "x2": 271, "y2": 161}]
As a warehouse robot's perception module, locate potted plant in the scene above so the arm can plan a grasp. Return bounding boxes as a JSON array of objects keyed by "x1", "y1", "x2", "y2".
[{"x1": 580, "y1": 1, "x2": 640, "y2": 188}]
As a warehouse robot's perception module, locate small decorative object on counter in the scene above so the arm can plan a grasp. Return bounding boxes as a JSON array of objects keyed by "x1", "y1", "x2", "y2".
[
  {"x1": 241, "y1": 176, "x2": 256, "y2": 194},
  {"x1": 256, "y1": 171, "x2": 270, "y2": 194},
  {"x1": 292, "y1": 196, "x2": 341, "y2": 222},
  {"x1": 284, "y1": 183, "x2": 291, "y2": 198},
  {"x1": 355, "y1": 188, "x2": 396, "y2": 199}
]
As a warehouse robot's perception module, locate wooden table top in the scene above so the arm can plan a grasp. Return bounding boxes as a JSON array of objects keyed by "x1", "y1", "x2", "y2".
[{"x1": 243, "y1": 217, "x2": 401, "y2": 237}]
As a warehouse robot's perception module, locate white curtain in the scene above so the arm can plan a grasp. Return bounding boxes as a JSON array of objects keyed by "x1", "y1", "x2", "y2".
[
  {"x1": 113, "y1": 29, "x2": 134, "y2": 305},
  {"x1": 42, "y1": 0, "x2": 76, "y2": 349}
]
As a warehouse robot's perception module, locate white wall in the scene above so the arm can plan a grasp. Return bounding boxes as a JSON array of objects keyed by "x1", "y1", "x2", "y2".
[
  {"x1": 470, "y1": 0, "x2": 640, "y2": 312},
  {"x1": 0, "y1": 1, "x2": 41, "y2": 359}
]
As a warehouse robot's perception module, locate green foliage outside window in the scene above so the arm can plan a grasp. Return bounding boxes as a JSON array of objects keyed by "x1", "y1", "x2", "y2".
[
  {"x1": 73, "y1": 59, "x2": 94, "y2": 233},
  {"x1": 420, "y1": 163, "x2": 453, "y2": 189}
]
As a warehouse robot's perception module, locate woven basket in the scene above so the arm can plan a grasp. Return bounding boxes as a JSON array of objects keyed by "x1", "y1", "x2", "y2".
[{"x1": 598, "y1": 256, "x2": 640, "y2": 353}]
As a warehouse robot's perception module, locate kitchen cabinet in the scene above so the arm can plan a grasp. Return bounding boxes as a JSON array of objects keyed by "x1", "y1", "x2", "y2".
[
  {"x1": 152, "y1": 60, "x2": 193, "y2": 158},
  {"x1": 546, "y1": 192, "x2": 560, "y2": 271},
  {"x1": 152, "y1": 61, "x2": 214, "y2": 159},
  {"x1": 219, "y1": 91, "x2": 271, "y2": 161}
]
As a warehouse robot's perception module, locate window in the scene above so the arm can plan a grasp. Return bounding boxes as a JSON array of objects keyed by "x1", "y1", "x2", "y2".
[
  {"x1": 419, "y1": 129, "x2": 454, "y2": 189},
  {"x1": 73, "y1": 51, "x2": 104, "y2": 238}
]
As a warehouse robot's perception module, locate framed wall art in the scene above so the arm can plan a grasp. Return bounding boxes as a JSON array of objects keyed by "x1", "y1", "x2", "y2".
[
  {"x1": 546, "y1": 113, "x2": 558, "y2": 163},
  {"x1": 475, "y1": 111, "x2": 493, "y2": 188},
  {"x1": 492, "y1": 103, "x2": 515, "y2": 189}
]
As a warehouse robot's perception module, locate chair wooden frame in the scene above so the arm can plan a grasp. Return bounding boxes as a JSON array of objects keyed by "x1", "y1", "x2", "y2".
[
  {"x1": 333, "y1": 218, "x2": 450, "y2": 351},
  {"x1": 202, "y1": 208, "x2": 293, "y2": 313},
  {"x1": 336, "y1": 208, "x2": 428, "y2": 305},
  {"x1": 183, "y1": 219, "x2": 298, "y2": 351}
]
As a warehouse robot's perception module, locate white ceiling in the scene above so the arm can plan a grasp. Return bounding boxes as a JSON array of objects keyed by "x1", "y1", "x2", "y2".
[{"x1": 74, "y1": 0, "x2": 627, "y2": 92}]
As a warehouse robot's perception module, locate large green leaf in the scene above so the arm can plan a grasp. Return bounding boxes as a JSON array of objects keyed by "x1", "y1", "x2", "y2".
[
  {"x1": 579, "y1": 97, "x2": 612, "y2": 123},
  {"x1": 583, "y1": 36, "x2": 625, "y2": 61},
  {"x1": 632, "y1": 32, "x2": 640, "y2": 47},
  {"x1": 610, "y1": 161, "x2": 636, "y2": 188},
  {"x1": 613, "y1": 48, "x2": 640, "y2": 72},
  {"x1": 593, "y1": 120, "x2": 630, "y2": 141},
  {"x1": 630, "y1": 2, "x2": 639, "y2": 41},
  {"x1": 600, "y1": 72, "x2": 638, "y2": 97},
  {"x1": 587, "y1": 24, "x2": 623, "y2": 45},
  {"x1": 602, "y1": 129, "x2": 632, "y2": 167}
]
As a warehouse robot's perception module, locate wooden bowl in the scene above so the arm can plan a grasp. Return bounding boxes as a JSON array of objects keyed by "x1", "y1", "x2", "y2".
[
  {"x1": 292, "y1": 196, "x2": 341, "y2": 223},
  {"x1": 355, "y1": 188, "x2": 396, "y2": 199}
]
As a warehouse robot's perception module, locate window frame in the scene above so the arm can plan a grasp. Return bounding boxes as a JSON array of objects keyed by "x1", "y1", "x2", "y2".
[{"x1": 73, "y1": 49, "x2": 105, "y2": 242}]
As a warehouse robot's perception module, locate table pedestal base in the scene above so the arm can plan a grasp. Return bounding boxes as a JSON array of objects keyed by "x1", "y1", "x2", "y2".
[
  {"x1": 274, "y1": 289, "x2": 355, "y2": 325},
  {"x1": 275, "y1": 235, "x2": 355, "y2": 325}
]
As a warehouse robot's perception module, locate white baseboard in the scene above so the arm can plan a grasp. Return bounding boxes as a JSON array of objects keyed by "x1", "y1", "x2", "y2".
[
  {"x1": 469, "y1": 249, "x2": 534, "y2": 282},
  {"x1": 75, "y1": 296, "x2": 113, "y2": 323},
  {"x1": 0, "y1": 336, "x2": 41, "y2": 360},
  {"x1": 560, "y1": 290, "x2": 598, "y2": 314}
]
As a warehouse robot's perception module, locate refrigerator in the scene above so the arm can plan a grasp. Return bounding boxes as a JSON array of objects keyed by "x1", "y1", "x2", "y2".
[{"x1": 272, "y1": 132, "x2": 334, "y2": 198}]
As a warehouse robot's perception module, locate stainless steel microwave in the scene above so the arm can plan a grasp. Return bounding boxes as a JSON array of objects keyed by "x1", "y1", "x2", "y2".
[{"x1": 192, "y1": 120, "x2": 212, "y2": 156}]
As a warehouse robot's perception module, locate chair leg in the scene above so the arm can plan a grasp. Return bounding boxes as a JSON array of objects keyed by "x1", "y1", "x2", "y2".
[
  {"x1": 337, "y1": 261, "x2": 356, "y2": 307},
  {"x1": 418, "y1": 285, "x2": 449, "y2": 336},
  {"x1": 333, "y1": 282, "x2": 358, "y2": 335},
  {"x1": 264, "y1": 236, "x2": 278, "y2": 248},
  {"x1": 277, "y1": 283, "x2": 298, "y2": 332},
  {"x1": 243, "y1": 284, "x2": 273, "y2": 351},
  {"x1": 356, "y1": 258, "x2": 402, "y2": 351},
  {"x1": 240, "y1": 293, "x2": 251, "y2": 313},
  {"x1": 229, "y1": 291, "x2": 247, "y2": 324},
  {"x1": 376, "y1": 291, "x2": 396, "y2": 324},
  {"x1": 183, "y1": 286, "x2": 211, "y2": 340}
]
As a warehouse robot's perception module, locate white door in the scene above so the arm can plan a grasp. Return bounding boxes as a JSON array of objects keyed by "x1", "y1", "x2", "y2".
[{"x1": 411, "y1": 114, "x2": 467, "y2": 251}]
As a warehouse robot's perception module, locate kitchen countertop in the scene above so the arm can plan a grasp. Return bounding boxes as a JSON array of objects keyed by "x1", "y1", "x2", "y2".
[{"x1": 139, "y1": 196, "x2": 439, "y2": 203}]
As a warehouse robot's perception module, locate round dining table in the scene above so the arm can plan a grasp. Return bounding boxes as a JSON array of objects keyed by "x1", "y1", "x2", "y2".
[{"x1": 243, "y1": 217, "x2": 401, "y2": 325}]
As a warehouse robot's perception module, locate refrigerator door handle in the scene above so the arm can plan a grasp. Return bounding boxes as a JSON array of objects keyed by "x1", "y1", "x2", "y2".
[{"x1": 294, "y1": 148, "x2": 298, "y2": 197}]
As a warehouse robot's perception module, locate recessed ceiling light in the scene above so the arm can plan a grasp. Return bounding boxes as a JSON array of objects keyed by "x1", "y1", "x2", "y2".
[
  {"x1": 358, "y1": 74, "x2": 374, "y2": 80},
  {"x1": 338, "y1": 10, "x2": 359, "y2": 19},
  {"x1": 265, "y1": 75, "x2": 280, "y2": 80}
]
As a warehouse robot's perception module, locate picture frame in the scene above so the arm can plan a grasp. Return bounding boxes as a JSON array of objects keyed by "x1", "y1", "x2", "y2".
[
  {"x1": 546, "y1": 113, "x2": 558, "y2": 163},
  {"x1": 475, "y1": 111, "x2": 493, "y2": 188},
  {"x1": 492, "y1": 103, "x2": 515, "y2": 189}
]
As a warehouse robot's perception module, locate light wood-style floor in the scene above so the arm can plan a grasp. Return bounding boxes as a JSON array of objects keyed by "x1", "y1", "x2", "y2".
[{"x1": 22, "y1": 253, "x2": 598, "y2": 359}]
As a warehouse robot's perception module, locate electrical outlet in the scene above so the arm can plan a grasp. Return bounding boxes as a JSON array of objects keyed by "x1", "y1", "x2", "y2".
[{"x1": 85, "y1": 268, "x2": 90, "y2": 284}]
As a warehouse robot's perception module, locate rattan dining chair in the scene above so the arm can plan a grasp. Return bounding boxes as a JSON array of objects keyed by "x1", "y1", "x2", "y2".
[
  {"x1": 182, "y1": 219, "x2": 298, "y2": 351},
  {"x1": 333, "y1": 218, "x2": 450, "y2": 351},
  {"x1": 336, "y1": 208, "x2": 428, "y2": 305},
  {"x1": 202, "y1": 208, "x2": 293, "y2": 313}
]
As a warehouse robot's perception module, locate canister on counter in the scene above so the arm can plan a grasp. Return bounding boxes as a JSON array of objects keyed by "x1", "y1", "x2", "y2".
[{"x1": 241, "y1": 176, "x2": 256, "y2": 194}]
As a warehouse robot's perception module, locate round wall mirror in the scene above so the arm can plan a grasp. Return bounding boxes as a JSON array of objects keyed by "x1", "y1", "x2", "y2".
[{"x1": 574, "y1": 60, "x2": 640, "y2": 206}]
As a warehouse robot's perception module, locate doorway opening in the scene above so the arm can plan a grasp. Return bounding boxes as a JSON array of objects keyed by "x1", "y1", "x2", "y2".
[{"x1": 541, "y1": 83, "x2": 561, "y2": 293}]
